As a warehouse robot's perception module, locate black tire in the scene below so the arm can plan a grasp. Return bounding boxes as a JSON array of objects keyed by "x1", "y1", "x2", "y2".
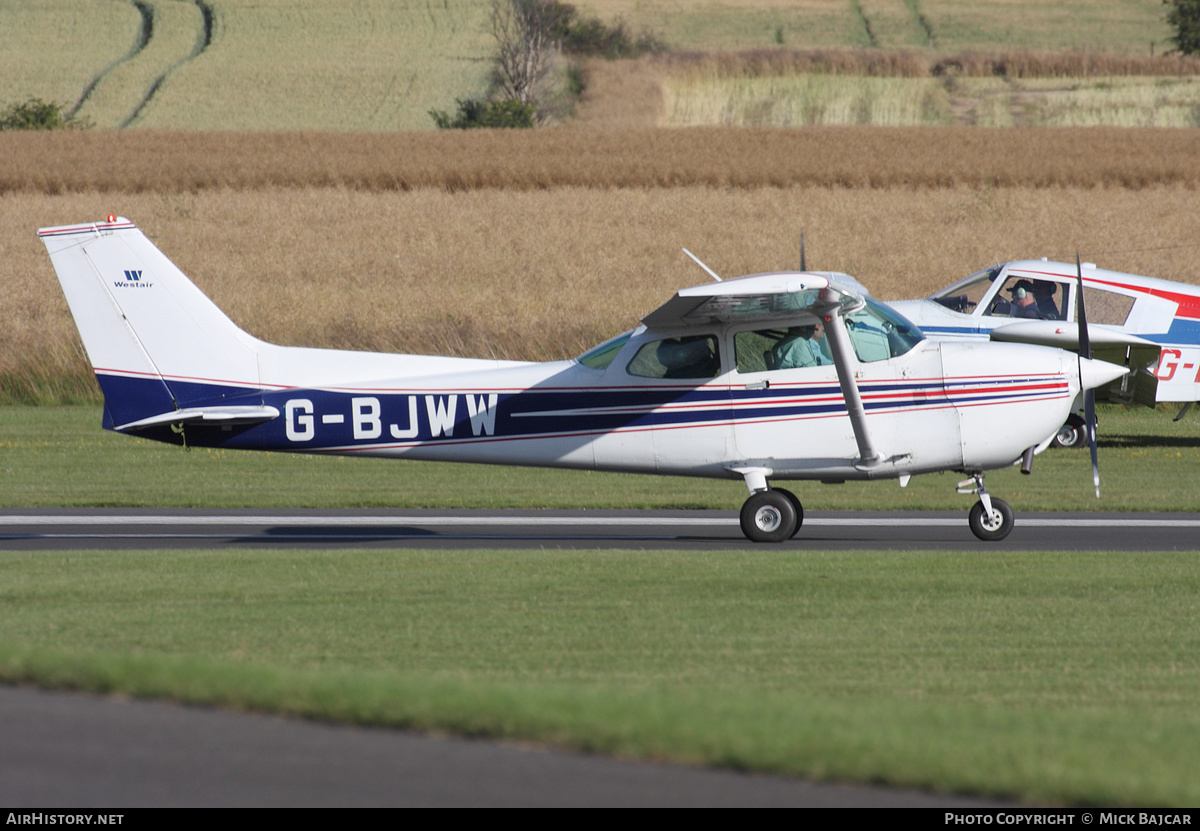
[
  {"x1": 740, "y1": 490, "x2": 799, "y2": 543},
  {"x1": 1051, "y1": 415, "x2": 1086, "y2": 449},
  {"x1": 772, "y1": 487, "x2": 805, "y2": 538},
  {"x1": 968, "y1": 498, "x2": 1014, "y2": 542}
]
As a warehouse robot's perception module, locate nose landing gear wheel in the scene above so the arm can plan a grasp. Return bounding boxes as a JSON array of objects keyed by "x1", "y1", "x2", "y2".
[
  {"x1": 740, "y1": 490, "x2": 800, "y2": 543},
  {"x1": 968, "y1": 497, "x2": 1014, "y2": 541}
]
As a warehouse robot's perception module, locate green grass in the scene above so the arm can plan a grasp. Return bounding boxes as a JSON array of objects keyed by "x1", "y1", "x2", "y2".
[
  {"x1": 0, "y1": 0, "x2": 1180, "y2": 131},
  {"x1": 662, "y1": 74, "x2": 1200, "y2": 128},
  {"x1": 920, "y1": 0, "x2": 1170, "y2": 53},
  {"x1": 580, "y1": 0, "x2": 1170, "y2": 53},
  {"x1": 0, "y1": 0, "x2": 137, "y2": 115},
  {"x1": 1, "y1": 547, "x2": 1198, "y2": 805},
  {"x1": 5, "y1": 402, "x2": 1200, "y2": 804},
  {"x1": 3, "y1": 404, "x2": 1199, "y2": 511},
  {"x1": 1, "y1": 0, "x2": 495, "y2": 131}
]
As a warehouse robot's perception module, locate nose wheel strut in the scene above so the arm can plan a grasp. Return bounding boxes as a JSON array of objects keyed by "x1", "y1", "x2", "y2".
[{"x1": 959, "y1": 474, "x2": 1014, "y2": 541}]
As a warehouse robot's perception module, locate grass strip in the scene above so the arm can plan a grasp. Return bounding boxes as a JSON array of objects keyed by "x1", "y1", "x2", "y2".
[
  {"x1": 0, "y1": 547, "x2": 1197, "y2": 805},
  {"x1": 2, "y1": 405, "x2": 1198, "y2": 511}
]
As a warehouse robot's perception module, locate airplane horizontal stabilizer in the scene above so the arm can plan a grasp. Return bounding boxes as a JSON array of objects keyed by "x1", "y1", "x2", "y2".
[{"x1": 115, "y1": 405, "x2": 281, "y2": 433}]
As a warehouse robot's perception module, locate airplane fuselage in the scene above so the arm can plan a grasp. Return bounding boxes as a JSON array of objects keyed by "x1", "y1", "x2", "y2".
[{"x1": 113, "y1": 336, "x2": 1082, "y2": 484}]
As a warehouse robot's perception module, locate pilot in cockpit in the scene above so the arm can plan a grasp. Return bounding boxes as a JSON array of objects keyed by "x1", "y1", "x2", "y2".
[{"x1": 772, "y1": 321, "x2": 832, "y2": 369}]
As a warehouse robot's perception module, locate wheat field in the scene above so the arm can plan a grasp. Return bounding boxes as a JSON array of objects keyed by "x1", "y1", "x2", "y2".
[
  {"x1": 5, "y1": 127, "x2": 1200, "y2": 193},
  {"x1": 9, "y1": 177, "x2": 1200, "y2": 403}
]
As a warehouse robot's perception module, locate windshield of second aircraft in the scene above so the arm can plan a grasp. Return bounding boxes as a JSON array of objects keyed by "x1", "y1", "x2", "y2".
[{"x1": 928, "y1": 266, "x2": 1002, "y2": 313}]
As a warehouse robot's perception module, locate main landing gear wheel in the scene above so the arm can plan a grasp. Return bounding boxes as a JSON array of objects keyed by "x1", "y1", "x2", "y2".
[
  {"x1": 968, "y1": 497, "x2": 1014, "y2": 542},
  {"x1": 740, "y1": 490, "x2": 801, "y2": 543},
  {"x1": 772, "y1": 488, "x2": 804, "y2": 538},
  {"x1": 1052, "y1": 414, "x2": 1086, "y2": 449}
]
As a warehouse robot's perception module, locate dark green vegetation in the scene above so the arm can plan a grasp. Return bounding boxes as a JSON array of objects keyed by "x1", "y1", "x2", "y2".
[
  {"x1": 431, "y1": 0, "x2": 668, "y2": 127},
  {"x1": 0, "y1": 98, "x2": 89, "y2": 131},
  {"x1": 1, "y1": 546, "x2": 1197, "y2": 806},
  {"x1": 3, "y1": 405, "x2": 1199, "y2": 511},
  {"x1": 430, "y1": 97, "x2": 535, "y2": 130},
  {"x1": 1165, "y1": 0, "x2": 1200, "y2": 54}
]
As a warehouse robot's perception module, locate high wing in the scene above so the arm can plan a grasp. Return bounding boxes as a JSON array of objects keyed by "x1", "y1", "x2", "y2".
[
  {"x1": 643, "y1": 271, "x2": 892, "y2": 470},
  {"x1": 641, "y1": 272, "x2": 862, "y2": 328}
]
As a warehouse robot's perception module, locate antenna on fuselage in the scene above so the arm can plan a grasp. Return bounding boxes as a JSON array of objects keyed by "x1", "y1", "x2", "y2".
[{"x1": 682, "y1": 248, "x2": 722, "y2": 282}]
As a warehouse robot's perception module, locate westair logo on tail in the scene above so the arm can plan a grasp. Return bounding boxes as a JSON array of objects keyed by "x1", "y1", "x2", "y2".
[{"x1": 113, "y1": 269, "x2": 152, "y2": 288}]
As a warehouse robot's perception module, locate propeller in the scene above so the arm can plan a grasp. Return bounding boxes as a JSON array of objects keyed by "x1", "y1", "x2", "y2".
[
  {"x1": 1076, "y1": 254, "x2": 1101, "y2": 497},
  {"x1": 800, "y1": 228, "x2": 807, "y2": 272}
]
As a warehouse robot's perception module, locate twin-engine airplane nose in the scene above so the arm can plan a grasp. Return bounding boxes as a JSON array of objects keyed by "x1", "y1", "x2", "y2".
[{"x1": 1077, "y1": 356, "x2": 1130, "y2": 392}]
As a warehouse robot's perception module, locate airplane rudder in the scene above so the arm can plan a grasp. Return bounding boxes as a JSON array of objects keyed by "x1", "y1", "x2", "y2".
[{"x1": 39, "y1": 217, "x2": 263, "y2": 425}]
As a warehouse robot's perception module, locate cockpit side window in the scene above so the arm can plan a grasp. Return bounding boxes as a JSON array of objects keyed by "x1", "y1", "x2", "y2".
[
  {"x1": 627, "y1": 334, "x2": 721, "y2": 379},
  {"x1": 736, "y1": 326, "x2": 832, "y2": 373},
  {"x1": 985, "y1": 276, "x2": 1069, "y2": 321}
]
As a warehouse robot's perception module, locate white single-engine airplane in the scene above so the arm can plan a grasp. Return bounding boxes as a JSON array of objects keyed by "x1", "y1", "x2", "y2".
[
  {"x1": 891, "y1": 259, "x2": 1200, "y2": 447},
  {"x1": 40, "y1": 217, "x2": 1129, "y2": 542}
]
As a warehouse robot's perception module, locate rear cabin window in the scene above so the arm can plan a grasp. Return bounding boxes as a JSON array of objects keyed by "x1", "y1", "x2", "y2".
[
  {"x1": 626, "y1": 334, "x2": 721, "y2": 379},
  {"x1": 1082, "y1": 288, "x2": 1135, "y2": 326}
]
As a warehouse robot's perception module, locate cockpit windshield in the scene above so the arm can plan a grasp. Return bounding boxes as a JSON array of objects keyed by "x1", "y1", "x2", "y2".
[
  {"x1": 929, "y1": 266, "x2": 1003, "y2": 314},
  {"x1": 576, "y1": 330, "x2": 634, "y2": 370},
  {"x1": 845, "y1": 297, "x2": 925, "y2": 362}
]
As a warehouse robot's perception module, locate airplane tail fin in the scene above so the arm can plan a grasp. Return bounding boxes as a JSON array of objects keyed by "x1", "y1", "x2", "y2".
[{"x1": 39, "y1": 217, "x2": 271, "y2": 431}]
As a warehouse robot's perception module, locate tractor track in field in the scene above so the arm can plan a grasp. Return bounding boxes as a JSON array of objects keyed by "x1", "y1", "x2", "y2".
[
  {"x1": 69, "y1": 0, "x2": 215, "y2": 128},
  {"x1": 68, "y1": 0, "x2": 154, "y2": 119},
  {"x1": 121, "y1": 0, "x2": 216, "y2": 127}
]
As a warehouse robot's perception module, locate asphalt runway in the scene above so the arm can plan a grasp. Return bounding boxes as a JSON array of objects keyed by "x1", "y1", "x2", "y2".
[
  {"x1": 4, "y1": 507, "x2": 1200, "y2": 551},
  {"x1": 0, "y1": 686, "x2": 1007, "y2": 808}
]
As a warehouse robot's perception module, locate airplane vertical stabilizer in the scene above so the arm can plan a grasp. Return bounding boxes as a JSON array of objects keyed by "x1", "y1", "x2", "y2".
[{"x1": 39, "y1": 217, "x2": 265, "y2": 429}]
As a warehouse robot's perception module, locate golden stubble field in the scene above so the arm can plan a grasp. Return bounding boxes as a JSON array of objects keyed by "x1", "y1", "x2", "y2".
[{"x1": 6, "y1": 146, "x2": 1200, "y2": 403}]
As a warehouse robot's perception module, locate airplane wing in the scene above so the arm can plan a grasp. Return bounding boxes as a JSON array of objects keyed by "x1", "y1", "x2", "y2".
[
  {"x1": 641, "y1": 272, "x2": 863, "y2": 328},
  {"x1": 989, "y1": 321, "x2": 1161, "y2": 407}
]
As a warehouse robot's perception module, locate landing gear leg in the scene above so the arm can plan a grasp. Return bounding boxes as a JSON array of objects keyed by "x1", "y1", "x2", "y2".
[{"x1": 958, "y1": 473, "x2": 1014, "y2": 542}]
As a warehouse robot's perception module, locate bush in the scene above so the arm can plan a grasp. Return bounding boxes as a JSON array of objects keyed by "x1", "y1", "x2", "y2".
[
  {"x1": 429, "y1": 98, "x2": 535, "y2": 129},
  {"x1": 1165, "y1": 0, "x2": 1200, "y2": 55},
  {"x1": 0, "y1": 98, "x2": 90, "y2": 131},
  {"x1": 548, "y1": 3, "x2": 666, "y2": 59}
]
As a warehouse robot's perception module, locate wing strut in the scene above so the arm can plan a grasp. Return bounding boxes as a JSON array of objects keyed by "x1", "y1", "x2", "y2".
[{"x1": 821, "y1": 301, "x2": 882, "y2": 468}]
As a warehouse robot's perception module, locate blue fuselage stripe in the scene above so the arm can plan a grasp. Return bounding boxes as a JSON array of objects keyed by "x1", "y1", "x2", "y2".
[{"x1": 95, "y1": 372, "x2": 1068, "y2": 451}]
